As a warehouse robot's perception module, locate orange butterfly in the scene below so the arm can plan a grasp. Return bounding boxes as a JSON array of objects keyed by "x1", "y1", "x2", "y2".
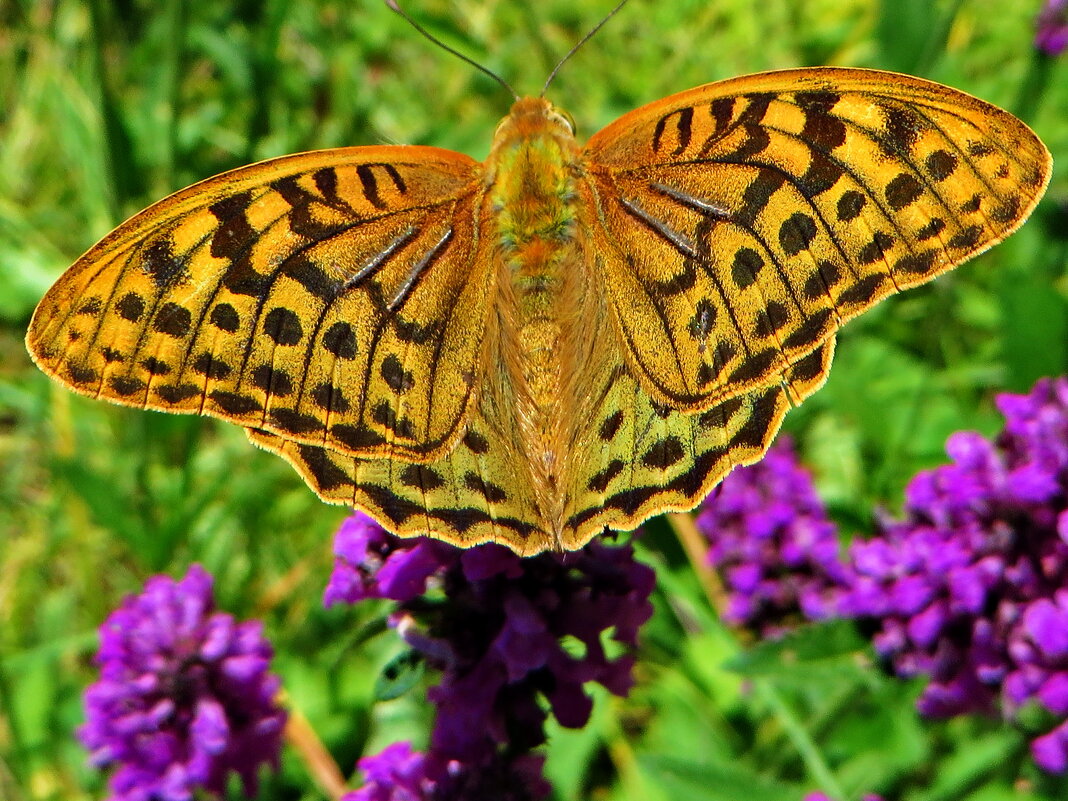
[{"x1": 27, "y1": 22, "x2": 1051, "y2": 555}]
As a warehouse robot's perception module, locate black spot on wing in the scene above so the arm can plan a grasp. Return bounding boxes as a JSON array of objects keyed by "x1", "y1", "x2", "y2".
[
  {"x1": 779, "y1": 212, "x2": 818, "y2": 256},
  {"x1": 893, "y1": 250, "x2": 939, "y2": 276},
  {"x1": 727, "y1": 348, "x2": 779, "y2": 384},
  {"x1": 140, "y1": 238, "x2": 187, "y2": 288},
  {"x1": 857, "y1": 232, "x2": 895, "y2": 266},
  {"x1": 210, "y1": 192, "x2": 257, "y2": 262},
  {"x1": 155, "y1": 383, "x2": 200, "y2": 403},
  {"x1": 142, "y1": 356, "x2": 171, "y2": 376},
  {"x1": 252, "y1": 364, "x2": 294, "y2": 397},
  {"x1": 599, "y1": 411, "x2": 624, "y2": 441},
  {"x1": 734, "y1": 171, "x2": 787, "y2": 228},
  {"x1": 464, "y1": 472, "x2": 508, "y2": 503},
  {"x1": 925, "y1": 150, "x2": 958, "y2": 181},
  {"x1": 357, "y1": 164, "x2": 386, "y2": 209},
  {"x1": 731, "y1": 247, "x2": 764, "y2": 289},
  {"x1": 192, "y1": 352, "x2": 232, "y2": 380},
  {"x1": 109, "y1": 376, "x2": 146, "y2": 396},
  {"x1": 209, "y1": 390, "x2": 262, "y2": 415},
  {"x1": 947, "y1": 224, "x2": 984, "y2": 251},
  {"x1": 371, "y1": 402, "x2": 415, "y2": 440},
  {"x1": 641, "y1": 436, "x2": 685, "y2": 470},
  {"x1": 916, "y1": 218, "x2": 946, "y2": 241},
  {"x1": 838, "y1": 274, "x2": 888, "y2": 306},
  {"x1": 754, "y1": 301, "x2": 789, "y2": 339},
  {"x1": 331, "y1": 422, "x2": 386, "y2": 450},
  {"x1": 782, "y1": 308, "x2": 834, "y2": 351},
  {"x1": 153, "y1": 303, "x2": 192, "y2": 338},
  {"x1": 381, "y1": 354, "x2": 415, "y2": 393},
  {"x1": 400, "y1": 464, "x2": 445, "y2": 491},
  {"x1": 652, "y1": 106, "x2": 694, "y2": 155},
  {"x1": 116, "y1": 293, "x2": 146, "y2": 322},
  {"x1": 77, "y1": 297, "x2": 103, "y2": 315},
  {"x1": 836, "y1": 190, "x2": 866, "y2": 222},
  {"x1": 272, "y1": 408, "x2": 325, "y2": 436},
  {"x1": 311, "y1": 381, "x2": 350, "y2": 413},
  {"x1": 210, "y1": 303, "x2": 240, "y2": 332},
  {"x1": 322, "y1": 322, "x2": 357, "y2": 359},
  {"x1": 588, "y1": 459, "x2": 625, "y2": 493},
  {"x1": 263, "y1": 308, "x2": 303, "y2": 346},
  {"x1": 463, "y1": 430, "x2": 490, "y2": 454},
  {"x1": 281, "y1": 253, "x2": 342, "y2": 301},
  {"x1": 885, "y1": 173, "x2": 923, "y2": 211},
  {"x1": 878, "y1": 106, "x2": 921, "y2": 155},
  {"x1": 803, "y1": 261, "x2": 843, "y2": 300},
  {"x1": 296, "y1": 443, "x2": 352, "y2": 492}
]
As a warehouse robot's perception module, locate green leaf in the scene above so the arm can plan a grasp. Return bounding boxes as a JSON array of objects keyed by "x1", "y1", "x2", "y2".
[
  {"x1": 723, "y1": 620, "x2": 866, "y2": 680},
  {"x1": 637, "y1": 754, "x2": 798, "y2": 801},
  {"x1": 374, "y1": 650, "x2": 425, "y2": 702}
]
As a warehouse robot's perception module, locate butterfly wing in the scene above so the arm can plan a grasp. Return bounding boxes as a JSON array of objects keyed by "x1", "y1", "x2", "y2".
[
  {"x1": 560, "y1": 337, "x2": 835, "y2": 546},
  {"x1": 582, "y1": 67, "x2": 1051, "y2": 411},
  {"x1": 246, "y1": 376, "x2": 553, "y2": 554},
  {"x1": 27, "y1": 146, "x2": 490, "y2": 461}
]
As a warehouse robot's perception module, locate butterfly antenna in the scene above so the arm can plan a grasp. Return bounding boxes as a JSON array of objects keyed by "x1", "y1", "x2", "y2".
[
  {"x1": 386, "y1": 1, "x2": 519, "y2": 100},
  {"x1": 541, "y1": 0, "x2": 629, "y2": 96}
]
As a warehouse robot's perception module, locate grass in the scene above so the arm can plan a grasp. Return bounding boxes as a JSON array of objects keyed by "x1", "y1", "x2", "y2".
[{"x1": 1, "y1": 0, "x2": 1066, "y2": 799}]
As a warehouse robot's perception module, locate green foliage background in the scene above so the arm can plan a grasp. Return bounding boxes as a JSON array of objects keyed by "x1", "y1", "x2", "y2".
[{"x1": 1, "y1": 1, "x2": 1066, "y2": 799}]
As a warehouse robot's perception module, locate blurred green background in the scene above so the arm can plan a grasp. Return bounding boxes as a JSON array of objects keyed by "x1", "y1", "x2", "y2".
[{"x1": 1, "y1": 1, "x2": 1066, "y2": 799}]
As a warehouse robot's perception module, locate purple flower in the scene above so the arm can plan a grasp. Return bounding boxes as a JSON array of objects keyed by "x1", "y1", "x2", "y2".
[
  {"x1": 342, "y1": 741, "x2": 551, "y2": 801},
  {"x1": 1037, "y1": 0, "x2": 1068, "y2": 55},
  {"x1": 803, "y1": 795, "x2": 883, "y2": 801},
  {"x1": 79, "y1": 565, "x2": 286, "y2": 801},
  {"x1": 327, "y1": 512, "x2": 654, "y2": 773},
  {"x1": 342, "y1": 742, "x2": 434, "y2": 801},
  {"x1": 840, "y1": 377, "x2": 1068, "y2": 772},
  {"x1": 325, "y1": 512, "x2": 457, "y2": 606},
  {"x1": 695, "y1": 438, "x2": 847, "y2": 634}
]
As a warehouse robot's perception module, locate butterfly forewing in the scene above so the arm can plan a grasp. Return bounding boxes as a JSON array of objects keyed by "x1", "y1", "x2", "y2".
[
  {"x1": 27, "y1": 146, "x2": 493, "y2": 461},
  {"x1": 583, "y1": 68, "x2": 1051, "y2": 412}
]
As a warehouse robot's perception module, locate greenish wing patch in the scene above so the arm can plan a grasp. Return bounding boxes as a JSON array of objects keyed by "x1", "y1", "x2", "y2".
[{"x1": 561, "y1": 337, "x2": 835, "y2": 544}]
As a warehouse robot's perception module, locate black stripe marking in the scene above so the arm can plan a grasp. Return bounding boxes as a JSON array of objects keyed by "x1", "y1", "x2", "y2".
[
  {"x1": 619, "y1": 197, "x2": 699, "y2": 260},
  {"x1": 356, "y1": 164, "x2": 385, "y2": 209},
  {"x1": 388, "y1": 229, "x2": 453, "y2": 312},
  {"x1": 342, "y1": 227, "x2": 419, "y2": 293}
]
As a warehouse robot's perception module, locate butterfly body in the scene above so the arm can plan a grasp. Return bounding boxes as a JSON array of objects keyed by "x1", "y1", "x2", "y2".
[
  {"x1": 27, "y1": 68, "x2": 1051, "y2": 555},
  {"x1": 483, "y1": 97, "x2": 600, "y2": 547}
]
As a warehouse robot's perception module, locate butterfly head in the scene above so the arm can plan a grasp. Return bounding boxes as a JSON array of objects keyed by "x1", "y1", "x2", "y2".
[{"x1": 492, "y1": 97, "x2": 579, "y2": 152}]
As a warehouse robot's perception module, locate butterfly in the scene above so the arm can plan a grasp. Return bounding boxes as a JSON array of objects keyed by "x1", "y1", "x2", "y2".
[{"x1": 26, "y1": 65, "x2": 1050, "y2": 555}]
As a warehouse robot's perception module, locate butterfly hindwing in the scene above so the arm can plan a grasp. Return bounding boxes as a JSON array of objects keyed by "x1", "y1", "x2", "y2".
[
  {"x1": 27, "y1": 146, "x2": 491, "y2": 462},
  {"x1": 558, "y1": 335, "x2": 835, "y2": 545},
  {"x1": 246, "y1": 386, "x2": 553, "y2": 554},
  {"x1": 582, "y1": 67, "x2": 1051, "y2": 412}
]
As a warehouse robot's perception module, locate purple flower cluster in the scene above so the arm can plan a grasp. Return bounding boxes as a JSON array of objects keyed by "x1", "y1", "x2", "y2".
[
  {"x1": 695, "y1": 438, "x2": 847, "y2": 634},
  {"x1": 326, "y1": 512, "x2": 654, "y2": 797},
  {"x1": 839, "y1": 378, "x2": 1068, "y2": 772},
  {"x1": 80, "y1": 565, "x2": 286, "y2": 801},
  {"x1": 1037, "y1": 0, "x2": 1068, "y2": 55},
  {"x1": 803, "y1": 794, "x2": 883, "y2": 801},
  {"x1": 342, "y1": 741, "x2": 549, "y2": 801}
]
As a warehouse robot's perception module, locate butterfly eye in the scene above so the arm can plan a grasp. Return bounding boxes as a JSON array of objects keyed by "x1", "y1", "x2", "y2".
[{"x1": 555, "y1": 109, "x2": 577, "y2": 135}]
